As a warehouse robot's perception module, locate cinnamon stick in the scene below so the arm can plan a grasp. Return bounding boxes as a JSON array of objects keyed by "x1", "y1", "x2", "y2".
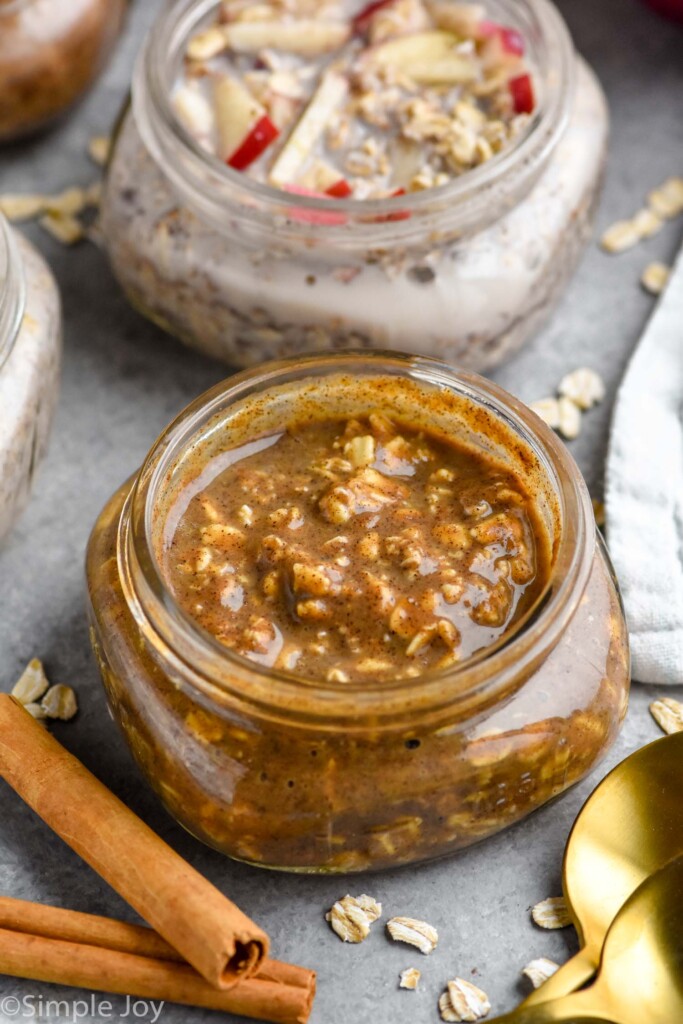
[
  {"x1": 0, "y1": 927, "x2": 314, "y2": 1024},
  {"x1": 0, "y1": 695, "x2": 269, "y2": 989},
  {"x1": 0, "y1": 897, "x2": 312, "y2": 991}
]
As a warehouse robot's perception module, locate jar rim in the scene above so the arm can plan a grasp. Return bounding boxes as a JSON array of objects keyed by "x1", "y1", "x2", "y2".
[
  {"x1": 133, "y1": 0, "x2": 575, "y2": 245},
  {"x1": 122, "y1": 351, "x2": 595, "y2": 724},
  {"x1": 0, "y1": 215, "x2": 26, "y2": 372}
]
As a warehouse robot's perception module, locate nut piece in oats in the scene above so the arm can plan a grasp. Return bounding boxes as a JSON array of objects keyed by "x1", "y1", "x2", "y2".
[
  {"x1": 399, "y1": 966, "x2": 421, "y2": 990},
  {"x1": 41, "y1": 685, "x2": 79, "y2": 721},
  {"x1": 439, "y1": 978, "x2": 491, "y2": 1022},
  {"x1": 531, "y1": 897, "x2": 572, "y2": 930},
  {"x1": 11, "y1": 658, "x2": 50, "y2": 705},
  {"x1": 521, "y1": 957, "x2": 560, "y2": 990},
  {"x1": 649, "y1": 697, "x2": 683, "y2": 736},
  {"x1": 386, "y1": 916, "x2": 438, "y2": 954},
  {"x1": 326, "y1": 893, "x2": 382, "y2": 942},
  {"x1": 558, "y1": 368, "x2": 605, "y2": 411}
]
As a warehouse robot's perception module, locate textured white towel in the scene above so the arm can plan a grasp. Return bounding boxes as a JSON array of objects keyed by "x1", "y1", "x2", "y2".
[{"x1": 606, "y1": 244, "x2": 683, "y2": 685}]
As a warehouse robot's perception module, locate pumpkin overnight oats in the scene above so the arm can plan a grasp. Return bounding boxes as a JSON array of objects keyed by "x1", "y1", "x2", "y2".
[{"x1": 86, "y1": 353, "x2": 629, "y2": 872}]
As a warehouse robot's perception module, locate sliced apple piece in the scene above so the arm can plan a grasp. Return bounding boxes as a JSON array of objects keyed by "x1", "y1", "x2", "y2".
[
  {"x1": 300, "y1": 159, "x2": 348, "y2": 194},
  {"x1": 282, "y1": 185, "x2": 348, "y2": 225},
  {"x1": 363, "y1": 31, "x2": 477, "y2": 84},
  {"x1": 269, "y1": 71, "x2": 349, "y2": 188},
  {"x1": 222, "y1": 20, "x2": 350, "y2": 56},
  {"x1": 509, "y1": 73, "x2": 535, "y2": 114},
  {"x1": 214, "y1": 77, "x2": 279, "y2": 168},
  {"x1": 172, "y1": 85, "x2": 215, "y2": 141},
  {"x1": 426, "y1": 2, "x2": 485, "y2": 36},
  {"x1": 352, "y1": 0, "x2": 397, "y2": 35},
  {"x1": 326, "y1": 178, "x2": 353, "y2": 198}
]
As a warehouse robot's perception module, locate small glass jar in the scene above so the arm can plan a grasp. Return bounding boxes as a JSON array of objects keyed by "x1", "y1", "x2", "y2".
[
  {"x1": 0, "y1": 0, "x2": 127, "y2": 142},
  {"x1": 101, "y1": 0, "x2": 608, "y2": 371},
  {"x1": 0, "y1": 215, "x2": 61, "y2": 542},
  {"x1": 86, "y1": 352, "x2": 629, "y2": 873}
]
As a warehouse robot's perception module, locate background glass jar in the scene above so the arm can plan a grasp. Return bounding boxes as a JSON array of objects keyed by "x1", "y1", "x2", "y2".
[
  {"x1": 86, "y1": 353, "x2": 629, "y2": 873},
  {"x1": 0, "y1": 215, "x2": 61, "y2": 542},
  {"x1": 0, "y1": 0, "x2": 127, "y2": 142},
  {"x1": 100, "y1": 0, "x2": 607, "y2": 371}
]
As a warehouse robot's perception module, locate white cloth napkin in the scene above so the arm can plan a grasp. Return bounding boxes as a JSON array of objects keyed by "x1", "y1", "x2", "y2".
[{"x1": 606, "y1": 242, "x2": 683, "y2": 685}]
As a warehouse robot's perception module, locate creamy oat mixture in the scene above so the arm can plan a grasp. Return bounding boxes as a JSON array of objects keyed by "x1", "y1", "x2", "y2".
[
  {"x1": 173, "y1": 0, "x2": 535, "y2": 199},
  {"x1": 161, "y1": 413, "x2": 547, "y2": 681}
]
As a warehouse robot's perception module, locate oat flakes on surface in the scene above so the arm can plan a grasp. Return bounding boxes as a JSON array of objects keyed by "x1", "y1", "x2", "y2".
[
  {"x1": 39, "y1": 212, "x2": 85, "y2": 245},
  {"x1": 0, "y1": 194, "x2": 47, "y2": 222},
  {"x1": 558, "y1": 368, "x2": 605, "y2": 411},
  {"x1": 649, "y1": 697, "x2": 683, "y2": 735},
  {"x1": 439, "y1": 978, "x2": 491, "y2": 1022},
  {"x1": 399, "y1": 966, "x2": 421, "y2": 990},
  {"x1": 641, "y1": 261, "x2": 670, "y2": 296},
  {"x1": 326, "y1": 893, "x2": 382, "y2": 942},
  {"x1": 41, "y1": 684, "x2": 79, "y2": 721},
  {"x1": 11, "y1": 658, "x2": 50, "y2": 705},
  {"x1": 529, "y1": 398, "x2": 560, "y2": 430},
  {"x1": 600, "y1": 219, "x2": 641, "y2": 254},
  {"x1": 531, "y1": 897, "x2": 572, "y2": 930},
  {"x1": 386, "y1": 916, "x2": 438, "y2": 954},
  {"x1": 557, "y1": 397, "x2": 582, "y2": 441},
  {"x1": 522, "y1": 957, "x2": 560, "y2": 989},
  {"x1": 647, "y1": 176, "x2": 683, "y2": 220},
  {"x1": 88, "y1": 134, "x2": 112, "y2": 166}
]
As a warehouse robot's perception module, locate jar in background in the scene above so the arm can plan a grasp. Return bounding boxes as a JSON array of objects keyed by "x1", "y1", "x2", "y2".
[
  {"x1": 0, "y1": 0, "x2": 127, "y2": 142},
  {"x1": 86, "y1": 353, "x2": 629, "y2": 873},
  {"x1": 100, "y1": 0, "x2": 608, "y2": 372},
  {"x1": 0, "y1": 216, "x2": 61, "y2": 542}
]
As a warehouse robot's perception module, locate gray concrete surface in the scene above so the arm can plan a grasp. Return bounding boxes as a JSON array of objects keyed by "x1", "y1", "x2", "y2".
[{"x1": 1, "y1": 2, "x2": 682, "y2": 1022}]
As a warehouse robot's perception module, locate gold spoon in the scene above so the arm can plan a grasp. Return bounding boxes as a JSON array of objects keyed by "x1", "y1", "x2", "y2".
[
  {"x1": 524, "y1": 731, "x2": 683, "y2": 1005},
  {"x1": 487, "y1": 853, "x2": 683, "y2": 1023}
]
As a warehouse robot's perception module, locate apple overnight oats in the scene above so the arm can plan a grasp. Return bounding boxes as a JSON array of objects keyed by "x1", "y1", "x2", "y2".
[
  {"x1": 86, "y1": 354, "x2": 630, "y2": 872},
  {"x1": 0, "y1": 0, "x2": 127, "y2": 141},
  {"x1": 0, "y1": 216, "x2": 61, "y2": 542},
  {"x1": 100, "y1": 0, "x2": 608, "y2": 369}
]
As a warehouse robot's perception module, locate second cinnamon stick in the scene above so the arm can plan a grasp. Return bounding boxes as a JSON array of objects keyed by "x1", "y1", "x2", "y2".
[{"x1": 0, "y1": 695, "x2": 268, "y2": 989}]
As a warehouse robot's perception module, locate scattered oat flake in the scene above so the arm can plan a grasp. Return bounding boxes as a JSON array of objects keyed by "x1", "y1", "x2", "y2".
[
  {"x1": 650, "y1": 697, "x2": 683, "y2": 735},
  {"x1": 600, "y1": 219, "x2": 641, "y2": 254},
  {"x1": 399, "y1": 967, "x2": 421, "y2": 990},
  {"x1": 558, "y1": 368, "x2": 605, "y2": 411},
  {"x1": 529, "y1": 398, "x2": 560, "y2": 430},
  {"x1": 641, "y1": 262, "x2": 670, "y2": 296},
  {"x1": 531, "y1": 897, "x2": 572, "y2": 930},
  {"x1": 439, "y1": 979, "x2": 491, "y2": 1022},
  {"x1": 630, "y1": 207, "x2": 663, "y2": 240},
  {"x1": 11, "y1": 658, "x2": 50, "y2": 705},
  {"x1": 386, "y1": 916, "x2": 438, "y2": 954},
  {"x1": 23, "y1": 702, "x2": 47, "y2": 723},
  {"x1": 41, "y1": 685, "x2": 78, "y2": 721},
  {"x1": 326, "y1": 894, "x2": 382, "y2": 943},
  {"x1": 44, "y1": 186, "x2": 87, "y2": 217},
  {"x1": 557, "y1": 397, "x2": 581, "y2": 441},
  {"x1": 522, "y1": 958, "x2": 560, "y2": 990},
  {"x1": 39, "y1": 213, "x2": 84, "y2": 245},
  {"x1": 647, "y1": 177, "x2": 683, "y2": 220},
  {"x1": 0, "y1": 193, "x2": 46, "y2": 221},
  {"x1": 88, "y1": 135, "x2": 111, "y2": 166},
  {"x1": 592, "y1": 499, "x2": 605, "y2": 528}
]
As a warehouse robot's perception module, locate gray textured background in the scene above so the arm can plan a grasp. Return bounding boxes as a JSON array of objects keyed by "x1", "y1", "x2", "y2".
[{"x1": 1, "y1": 2, "x2": 682, "y2": 1022}]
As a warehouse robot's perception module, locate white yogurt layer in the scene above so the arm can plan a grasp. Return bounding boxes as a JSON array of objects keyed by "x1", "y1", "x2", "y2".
[
  {"x1": 102, "y1": 57, "x2": 607, "y2": 370},
  {"x1": 0, "y1": 230, "x2": 61, "y2": 542}
]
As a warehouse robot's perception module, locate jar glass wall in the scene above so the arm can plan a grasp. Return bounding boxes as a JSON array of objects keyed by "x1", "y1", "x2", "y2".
[
  {"x1": 0, "y1": 0, "x2": 127, "y2": 141},
  {"x1": 0, "y1": 216, "x2": 62, "y2": 541},
  {"x1": 100, "y1": 0, "x2": 608, "y2": 371},
  {"x1": 86, "y1": 353, "x2": 629, "y2": 873}
]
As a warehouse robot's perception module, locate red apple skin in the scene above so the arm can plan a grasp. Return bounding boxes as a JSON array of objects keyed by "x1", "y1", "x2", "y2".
[
  {"x1": 641, "y1": 0, "x2": 683, "y2": 20},
  {"x1": 509, "y1": 73, "x2": 535, "y2": 114},
  {"x1": 479, "y1": 20, "x2": 525, "y2": 52},
  {"x1": 283, "y1": 185, "x2": 348, "y2": 225},
  {"x1": 326, "y1": 179, "x2": 354, "y2": 198},
  {"x1": 227, "y1": 115, "x2": 280, "y2": 171},
  {"x1": 352, "y1": 0, "x2": 396, "y2": 35}
]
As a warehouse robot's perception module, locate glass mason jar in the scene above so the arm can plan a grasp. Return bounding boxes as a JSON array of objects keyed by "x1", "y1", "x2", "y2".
[
  {"x1": 100, "y1": 0, "x2": 608, "y2": 371},
  {"x1": 0, "y1": 0, "x2": 127, "y2": 142},
  {"x1": 0, "y1": 215, "x2": 61, "y2": 542},
  {"x1": 86, "y1": 352, "x2": 629, "y2": 873}
]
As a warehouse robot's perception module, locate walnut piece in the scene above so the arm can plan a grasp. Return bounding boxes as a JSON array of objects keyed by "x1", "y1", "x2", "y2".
[
  {"x1": 522, "y1": 957, "x2": 560, "y2": 990},
  {"x1": 531, "y1": 897, "x2": 572, "y2": 930},
  {"x1": 386, "y1": 916, "x2": 438, "y2": 954},
  {"x1": 326, "y1": 894, "x2": 382, "y2": 942},
  {"x1": 650, "y1": 697, "x2": 683, "y2": 735},
  {"x1": 439, "y1": 978, "x2": 491, "y2": 1022}
]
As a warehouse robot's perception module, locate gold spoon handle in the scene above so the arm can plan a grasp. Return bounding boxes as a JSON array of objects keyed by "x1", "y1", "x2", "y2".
[
  {"x1": 485, "y1": 989, "x2": 615, "y2": 1023},
  {"x1": 522, "y1": 947, "x2": 597, "y2": 1006}
]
